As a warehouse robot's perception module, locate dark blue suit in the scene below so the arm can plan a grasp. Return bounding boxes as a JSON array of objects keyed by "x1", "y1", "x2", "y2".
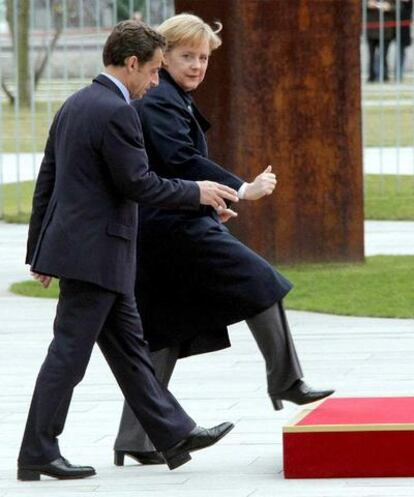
[
  {"x1": 18, "y1": 75, "x2": 199, "y2": 465},
  {"x1": 26, "y1": 75, "x2": 199, "y2": 294}
]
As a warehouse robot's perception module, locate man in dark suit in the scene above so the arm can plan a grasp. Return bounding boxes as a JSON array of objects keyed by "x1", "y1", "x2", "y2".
[{"x1": 17, "y1": 21, "x2": 237, "y2": 481}]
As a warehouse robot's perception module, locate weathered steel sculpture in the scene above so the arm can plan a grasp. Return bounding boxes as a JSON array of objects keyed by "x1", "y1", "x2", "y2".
[{"x1": 175, "y1": 0, "x2": 364, "y2": 263}]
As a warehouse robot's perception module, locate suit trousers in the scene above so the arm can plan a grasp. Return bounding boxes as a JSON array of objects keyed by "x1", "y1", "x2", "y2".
[
  {"x1": 114, "y1": 346, "x2": 180, "y2": 453},
  {"x1": 114, "y1": 301, "x2": 302, "y2": 452},
  {"x1": 18, "y1": 278, "x2": 195, "y2": 465}
]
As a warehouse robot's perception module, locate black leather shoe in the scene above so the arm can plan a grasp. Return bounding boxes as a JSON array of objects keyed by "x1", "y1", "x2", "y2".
[
  {"x1": 114, "y1": 450, "x2": 165, "y2": 466},
  {"x1": 162, "y1": 422, "x2": 234, "y2": 470},
  {"x1": 17, "y1": 456, "x2": 96, "y2": 481},
  {"x1": 272, "y1": 380, "x2": 335, "y2": 410}
]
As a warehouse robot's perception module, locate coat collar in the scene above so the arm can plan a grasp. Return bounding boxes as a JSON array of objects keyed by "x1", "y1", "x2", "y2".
[
  {"x1": 159, "y1": 69, "x2": 211, "y2": 132},
  {"x1": 159, "y1": 68, "x2": 193, "y2": 105},
  {"x1": 93, "y1": 73, "x2": 127, "y2": 102}
]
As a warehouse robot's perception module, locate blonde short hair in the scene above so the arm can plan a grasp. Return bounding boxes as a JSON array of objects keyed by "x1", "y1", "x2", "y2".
[{"x1": 157, "y1": 13, "x2": 222, "y2": 52}]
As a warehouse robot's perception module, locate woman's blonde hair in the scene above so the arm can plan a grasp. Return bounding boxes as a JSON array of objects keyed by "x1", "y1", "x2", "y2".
[{"x1": 157, "y1": 13, "x2": 222, "y2": 52}]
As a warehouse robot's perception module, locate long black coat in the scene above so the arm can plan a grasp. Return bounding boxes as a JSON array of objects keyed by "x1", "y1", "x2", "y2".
[
  {"x1": 26, "y1": 74, "x2": 199, "y2": 295},
  {"x1": 134, "y1": 69, "x2": 292, "y2": 357},
  {"x1": 400, "y1": 0, "x2": 412, "y2": 47},
  {"x1": 367, "y1": 0, "x2": 396, "y2": 41}
]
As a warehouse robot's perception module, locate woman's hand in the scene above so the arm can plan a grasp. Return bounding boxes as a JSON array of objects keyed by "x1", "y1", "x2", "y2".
[
  {"x1": 243, "y1": 165, "x2": 277, "y2": 201},
  {"x1": 216, "y1": 207, "x2": 238, "y2": 223}
]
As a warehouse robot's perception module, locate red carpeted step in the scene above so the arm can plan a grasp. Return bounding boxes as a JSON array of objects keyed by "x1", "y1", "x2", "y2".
[{"x1": 283, "y1": 397, "x2": 414, "y2": 478}]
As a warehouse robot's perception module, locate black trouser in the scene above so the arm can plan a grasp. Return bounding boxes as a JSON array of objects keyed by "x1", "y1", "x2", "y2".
[
  {"x1": 114, "y1": 301, "x2": 302, "y2": 453},
  {"x1": 368, "y1": 38, "x2": 391, "y2": 81},
  {"x1": 18, "y1": 278, "x2": 195, "y2": 465}
]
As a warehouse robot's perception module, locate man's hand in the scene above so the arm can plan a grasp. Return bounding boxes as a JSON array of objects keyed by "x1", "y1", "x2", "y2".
[
  {"x1": 216, "y1": 206, "x2": 238, "y2": 223},
  {"x1": 31, "y1": 271, "x2": 52, "y2": 289},
  {"x1": 243, "y1": 165, "x2": 277, "y2": 201},
  {"x1": 197, "y1": 181, "x2": 239, "y2": 210}
]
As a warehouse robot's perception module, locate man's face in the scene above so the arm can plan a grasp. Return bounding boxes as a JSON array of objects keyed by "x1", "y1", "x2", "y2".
[
  {"x1": 163, "y1": 38, "x2": 210, "y2": 92},
  {"x1": 127, "y1": 47, "x2": 163, "y2": 100}
]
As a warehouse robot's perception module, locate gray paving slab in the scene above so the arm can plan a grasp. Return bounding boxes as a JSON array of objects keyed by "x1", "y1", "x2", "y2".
[
  {"x1": 365, "y1": 220, "x2": 414, "y2": 256},
  {"x1": 0, "y1": 221, "x2": 414, "y2": 496}
]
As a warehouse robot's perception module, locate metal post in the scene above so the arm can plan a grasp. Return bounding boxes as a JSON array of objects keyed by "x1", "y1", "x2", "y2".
[
  {"x1": 13, "y1": 0, "x2": 22, "y2": 215},
  {"x1": 162, "y1": 0, "x2": 168, "y2": 21},
  {"x1": 362, "y1": 0, "x2": 368, "y2": 202},
  {"x1": 145, "y1": 0, "x2": 150, "y2": 24},
  {"x1": 79, "y1": 0, "x2": 85, "y2": 85},
  {"x1": 112, "y1": 0, "x2": 117, "y2": 25},
  {"x1": 395, "y1": 0, "x2": 401, "y2": 194},
  {"x1": 0, "y1": 9, "x2": 4, "y2": 219},
  {"x1": 45, "y1": 0, "x2": 52, "y2": 128},
  {"x1": 30, "y1": 0, "x2": 37, "y2": 184},
  {"x1": 63, "y1": 0, "x2": 68, "y2": 87},
  {"x1": 96, "y1": 0, "x2": 101, "y2": 74},
  {"x1": 379, "y1": 2, "x2": 385, "y2": 194}
]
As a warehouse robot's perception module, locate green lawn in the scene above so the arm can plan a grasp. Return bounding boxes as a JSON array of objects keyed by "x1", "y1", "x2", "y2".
[
  {"x1": 0, "y1": 181, "x2": 35, "y2": 223},
  {"x1": 364, "y1": 174, "x2": 414, "y2": 219},
  {"x1": 1, "y1": 175, "x2": 413, "y2": 223},
  {"x1": 10, "y1": 256, "x2": 414, "y2": 318},
  {"x1": 10, "y1": 278, "x2": 59, "y2": 299},
  {"x1": 281, "y1": 256, "x2": 414, "y2": 319},
  {"x1": 363, "y1": 106, "x2": 414, "y2": 147},
  {"x1": 0, "y1": 96, "x2": 412, "y2": 149},
  {"x1": 1, "y1": 102, "x2": 62, "y2": 153}
]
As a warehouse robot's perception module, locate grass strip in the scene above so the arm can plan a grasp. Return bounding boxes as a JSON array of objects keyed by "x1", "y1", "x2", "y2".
[{"x1": 10, "y1": 256, "x2": 414, "y2": 319}]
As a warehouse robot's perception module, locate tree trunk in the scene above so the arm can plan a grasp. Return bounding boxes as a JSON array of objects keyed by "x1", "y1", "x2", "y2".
[{"x1": 6, "y1": 0, "x2": 30, "y2": 107}]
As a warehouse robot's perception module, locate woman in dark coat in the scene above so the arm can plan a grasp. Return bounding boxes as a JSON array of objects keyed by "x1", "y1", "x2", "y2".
[{"x1": 114, "y1": 13, "x2": 334, "y2": 466}]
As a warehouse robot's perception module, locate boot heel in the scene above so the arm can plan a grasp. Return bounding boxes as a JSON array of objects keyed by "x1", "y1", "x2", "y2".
[
  {"x1": 17, "y1": 468, "x2": 41, "y2": 481},
  {"x1": 114, "y1": 451, "x2": 125, "y2": 466},
  {"x1": 271, "y1": 398, "x2": 284, "y2": 410},
  {"x1": 162, "y1": 450, "x2": 191, "y2": 470}
]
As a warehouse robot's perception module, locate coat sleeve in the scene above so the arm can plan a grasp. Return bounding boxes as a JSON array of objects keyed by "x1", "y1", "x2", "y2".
[
  {"x1": 101, "y1": 104, "x2": 200, "y2": 210},
  {"x1": 26, "y1": 112, "x2": 59, "y2": 264},
  {"x1": 136, "y1": 97, "x2": 244, "y2": 191}
]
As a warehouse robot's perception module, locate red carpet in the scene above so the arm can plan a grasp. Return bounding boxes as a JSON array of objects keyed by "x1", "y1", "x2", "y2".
[{"x1": 283, "y1": 397, "x2": 414, "y2": 478}]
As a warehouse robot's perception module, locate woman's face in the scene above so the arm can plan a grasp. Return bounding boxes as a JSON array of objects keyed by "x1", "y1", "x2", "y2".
[{"x1": 163, "y1": 38, "x2": 210, "y2": 92}]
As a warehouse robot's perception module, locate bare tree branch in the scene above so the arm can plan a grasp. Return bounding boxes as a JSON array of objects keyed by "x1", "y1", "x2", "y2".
[
  {"x1": 34, "y1": 26, "x2": 63, "y2": 88},
  {"x1": 1, "y1": 77, "x2": 15, "y2": 105}
]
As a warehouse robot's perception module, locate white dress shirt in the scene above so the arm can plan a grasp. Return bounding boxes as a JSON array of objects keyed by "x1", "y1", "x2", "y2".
[{"x1": 101, "y1": 72, "x2": 130, "y2": 104}]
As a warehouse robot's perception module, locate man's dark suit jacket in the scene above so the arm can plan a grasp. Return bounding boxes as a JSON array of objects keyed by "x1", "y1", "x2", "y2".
[{"x1": 26, "y1": 74, "x2": 200, "y2": 295}]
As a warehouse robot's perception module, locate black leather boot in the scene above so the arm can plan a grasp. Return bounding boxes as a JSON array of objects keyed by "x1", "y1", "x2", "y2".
[
  {"x1": 114, "y1": 450, "x2": 165, "y2": 466},
  {"x1": 271, "y1": 380, "x2": 334, "y2": 410}
]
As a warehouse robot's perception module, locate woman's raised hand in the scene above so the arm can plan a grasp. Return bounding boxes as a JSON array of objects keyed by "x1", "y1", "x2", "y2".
[
  {"x1": 216, "y1": 206, "x2": 238, "y2": 223},
  {"x1": 243, "y1": 165, "x2": 277, "y2": 201}
]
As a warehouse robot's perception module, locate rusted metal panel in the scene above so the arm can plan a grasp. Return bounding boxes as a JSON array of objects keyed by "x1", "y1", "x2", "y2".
[{"x1": 175, "y1": 0, "x2": 364, "y2": 263}]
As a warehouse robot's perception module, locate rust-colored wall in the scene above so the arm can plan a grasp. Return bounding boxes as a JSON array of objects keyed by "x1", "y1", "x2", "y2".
[{"x1": 175, "y1": 0, "x2": 364, "y2": 264}]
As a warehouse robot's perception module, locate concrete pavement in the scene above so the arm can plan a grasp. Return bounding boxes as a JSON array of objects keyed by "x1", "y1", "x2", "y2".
[{"x1": 0, "y1": 221, "x2": 413, "y2": 496}]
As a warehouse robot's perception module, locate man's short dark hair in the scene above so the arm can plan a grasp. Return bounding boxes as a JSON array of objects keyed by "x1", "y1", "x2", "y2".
[{"x1": 103, "y1": 20, "x2": 166, "y2": 67}]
